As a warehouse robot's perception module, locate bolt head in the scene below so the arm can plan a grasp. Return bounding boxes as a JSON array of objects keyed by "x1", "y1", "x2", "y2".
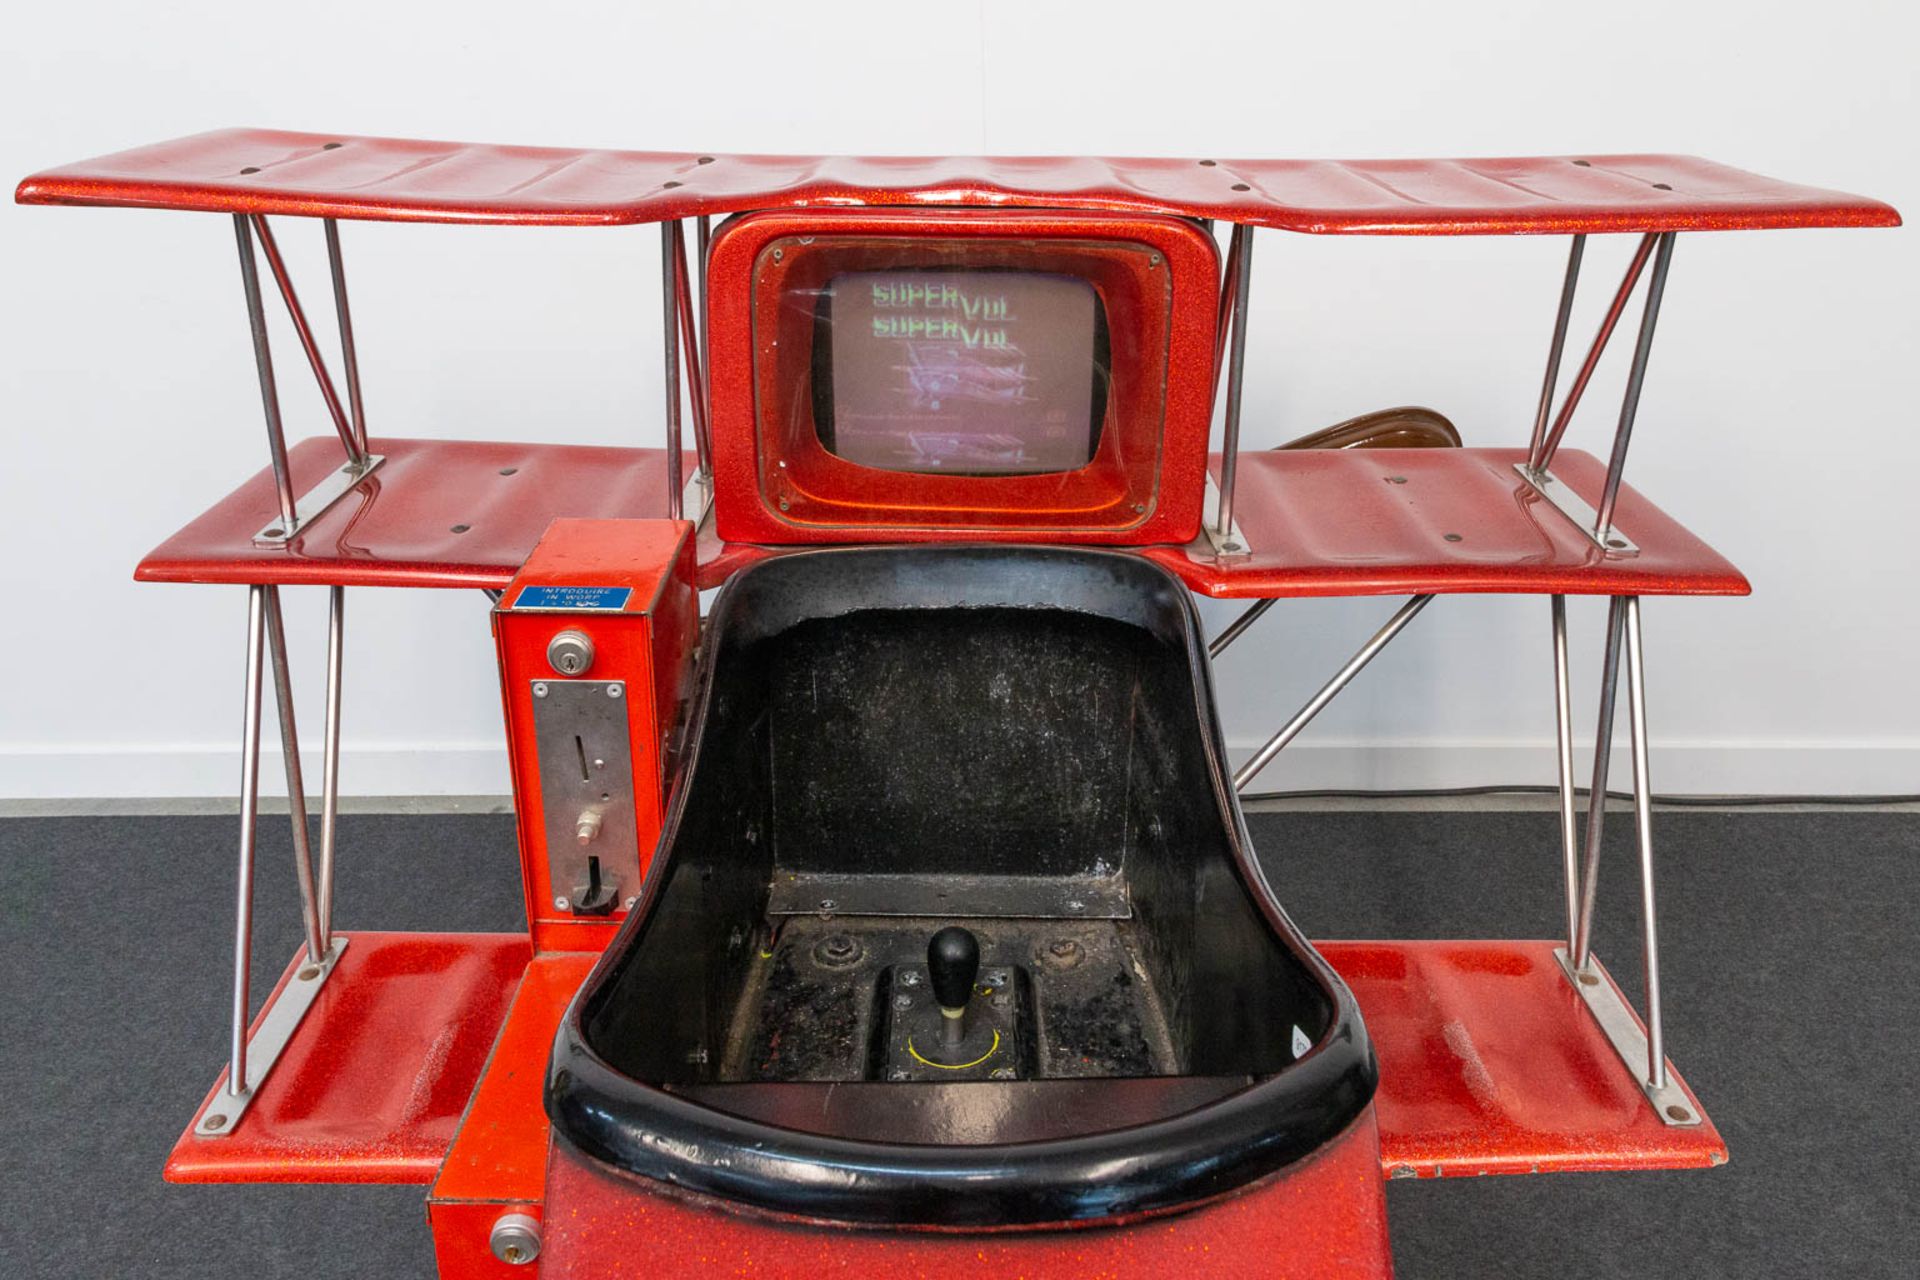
[
  {"x1": 532, "y1": 682, "x2": 548, "y2": 698},
  {"x1": 554, "y1": 896, "x2": 570, "y2": 910},
  {"x1": 887, "y1": 1067, "x2": 910, "y2": 1081},
  {"x1": 893, "y1": 993, "x2": 915, "y2": 1010},
  {"x1": 607, "y1": 684, "x2": 622, "y2": 698}
]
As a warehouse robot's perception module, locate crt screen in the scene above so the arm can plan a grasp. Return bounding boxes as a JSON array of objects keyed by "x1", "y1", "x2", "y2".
[{"x1": 818, "y1": 270, "x2": 1106, "y2": 475}]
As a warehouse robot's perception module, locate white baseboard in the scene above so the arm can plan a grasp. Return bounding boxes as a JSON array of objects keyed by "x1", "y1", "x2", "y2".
[
  {"x1": 1, "y1": 738, "x2": 1915, "y2": 800},
  {"x1": 0, "y1": 742, "x2": 513, "y2": 800}
]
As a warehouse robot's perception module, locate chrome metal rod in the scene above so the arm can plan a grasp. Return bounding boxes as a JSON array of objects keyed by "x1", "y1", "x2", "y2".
[
  {"x1": 1536, "y1": 234, "x2": 1658, "y2": 471},
  {"x1": 262, "y1": 586, "x2": 326, "y2": 963},
  {"x1": 228, "y1": 586, "x2": 268, "y2": 1097},
  {"x1": 233, "y1": 216, "x2": 298, "y2": 532},
  {"x1": 251, "y1": 217, "x2": 362, "y2": 464},
  {"x1": 1551, "y1": 595, "x2": 1580, "y2": 950},
  {"x1": 1623, "y1": 597, "x2": 1666, "y2": 1087},
  {"x1": 1573, "y1": 596, "x2": 1628, "y2": 970},
  {"x1": 323, "y1": 220, "x2": 369, "y2": 456},
  {"x1": 1234, "y1": 595, "x2": 1433, "y2": 791},
  {"x1": 1593, "y1": 235, "x2": 1676, "y2": 539},
  {"x1": 316, "y1": 585, "x2": 345, "y2": 945},
  {"x1": 1215, "y1": 225, "x2": 1254, "y2": 540},
  {"x1": 660, "y1": 224, "x2": 684, "y2": 519},
  {"x1": 1211, "y1": 224, "x2": 1243, "y2": 399},
  {"x1": 1209, "y1": 598, "x2": 1275, "y2": 659},
  {"x1": 672, "y1": 225, "x2": 712, "y2": 478},
  {"x1": 1526, "y1": 236, "x2": 1586, "y2": 469}
]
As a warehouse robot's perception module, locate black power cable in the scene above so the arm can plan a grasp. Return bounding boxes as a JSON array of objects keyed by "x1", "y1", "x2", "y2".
[{"x1": 1238, "y1": 784, "x2": 1920, "y2": 808}]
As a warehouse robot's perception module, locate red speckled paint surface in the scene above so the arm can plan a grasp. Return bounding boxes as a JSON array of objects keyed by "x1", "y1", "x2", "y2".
[
  {"x1": 18, "y1": 129, "x2": 1900, "y2": 234},
  {"x1": 538, "y1": 1111, "x2": 1393, "y2": 1279},
  {"x1": 1144, "y1": 447, "x2": 1750, "y2": 598},
  {"x1": 429, "y1": 952, "x2": 599, "y2": 1279},
  {"x1": 131, "y1": 437, "x2": 746, "y2": 590},
  {"x1": 132, "y1": 440, "x2": 1745, "y2": 602},
  {"x1": 164, "y1": 932, "x2": 530, "y2": 1185},
  {"x1": 1324, "y1": 940, "x2": 1726, "y2": 1177}
]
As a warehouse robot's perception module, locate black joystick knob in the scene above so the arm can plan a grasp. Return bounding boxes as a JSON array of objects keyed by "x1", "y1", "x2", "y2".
[{"x1": 928, "y1": 926, "x2": 981, "y2": 1014}]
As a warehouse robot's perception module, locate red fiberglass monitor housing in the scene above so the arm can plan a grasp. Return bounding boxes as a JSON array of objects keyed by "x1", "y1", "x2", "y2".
[{"x1": 706, "y1": 209, "x2": 1219, "y2": 544}]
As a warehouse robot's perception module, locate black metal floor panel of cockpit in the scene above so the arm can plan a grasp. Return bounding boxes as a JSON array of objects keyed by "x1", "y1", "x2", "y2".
[{"x1": 718, "y1": 915, "x2": 1177, "y2": 1084}]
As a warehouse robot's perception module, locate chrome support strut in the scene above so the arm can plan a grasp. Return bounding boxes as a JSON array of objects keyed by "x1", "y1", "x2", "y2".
[
  {"x1": 233, "y1": 216, "x2": 297, "y2": 532},
  {"x1": 1557, "y1": 596, "x2": 1688, "y2": 1120},
  {"x1": 1213, "y1": 225, "x2": 1254, "y2": 553},
  {"x1": 316, "y1": 586, "x2": 346, "y2": 945},
  {"x1": 1550, "y1": 595, "x2": 1580, "y2": 951},
  {"x1": 1233, "y1": 595, "x2": 1433, "y2": 792},
  {"x1": 262, "y1": 586, "x2": 325, "y2": 965},
  {"x1": 1209, "y1": 598, "x2": 1275, "y2": 659},
  {"x1": 250, "y1": 216, "x2": 363, "y2": 465},
  {"x1": 1526, "y1": 236, "x2": 1586, "y2": 469},
  {"x1": 1593, "y1": 235, "x2": 1677, "y2": 540},
  {"x1": 323, "y1": 219, "x2": 369, "y2": 456},
  {"x1": 1572, "y1": 595, "x2": 1627, "y2": 970},
  {"x1": 1622, "y1": 596, "x2": 1666, "y2": 1088},
  {"x1": 661, "y1": 223, "x2": 685, "y2": 519},
  {"x1": 226, "y1": 586, "x2": 268, "y2": 1099}
]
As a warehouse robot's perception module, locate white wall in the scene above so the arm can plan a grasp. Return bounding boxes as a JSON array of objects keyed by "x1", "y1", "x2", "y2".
[{"x1": 1, "y1": 0, "x2": 1912, "y2": 798}]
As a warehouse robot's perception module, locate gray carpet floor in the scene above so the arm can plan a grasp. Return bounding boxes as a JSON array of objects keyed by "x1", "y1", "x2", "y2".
[{"x1": 3, "y1": 810, "x2": 1914, "y2": 1278}]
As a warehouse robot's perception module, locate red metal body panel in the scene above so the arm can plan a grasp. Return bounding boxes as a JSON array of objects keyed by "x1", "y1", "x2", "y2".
[
  {"x1": 538, "y1": 1109, "x2": 1393, "y2": 1279},
  {"x1": 18, "y1": 128, "x2": 1899, "y2": 234},
  {"x1": 1324, "y1": 940, "x2": 1727, "y2": 1177},
  {"x1": 706, "y1": 209, "x2": 1219, "y2": 545},
  {"x1": 132, "y1": 437, "x2": 740, "y2": 589},
  {"x1": 430, "y1": 952, "x2": 597, "y2": 1278},
  {"x1": 493, "y1": 520, "x2": 697, "y2": 952},
  {"x1": 165, "y1": 932, "x2": 530, "y2": 1184},
  {"x1": 1143, "y1": 447, "x2": 1751, "y2": 598}
]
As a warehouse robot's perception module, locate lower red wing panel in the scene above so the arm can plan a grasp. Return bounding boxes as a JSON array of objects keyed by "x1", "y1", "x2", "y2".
[
  {"x1": 165, "y1": 931, "x2": 530, "y2": 1185},
  {"x1": 1323, "y1": 939, "x2": 1727, "y2": 1177}
]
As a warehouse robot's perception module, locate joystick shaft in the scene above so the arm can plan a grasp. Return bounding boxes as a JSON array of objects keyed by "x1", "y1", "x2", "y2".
[{"x1": 927, "y1": 926, "x2": 980, "y2": 1046}]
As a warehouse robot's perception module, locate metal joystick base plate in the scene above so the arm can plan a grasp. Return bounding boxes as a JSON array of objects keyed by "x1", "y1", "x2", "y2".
[{"x1": 882, "y1": 962, "x2": 1028, "y2": 1082}]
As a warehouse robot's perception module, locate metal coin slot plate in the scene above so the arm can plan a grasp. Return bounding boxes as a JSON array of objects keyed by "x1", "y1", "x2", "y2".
[
  {"x1": 1555, "y1": 947, "x2": 1702, "y2": 1127},
  {"x1": 1514, "y1": 464, "x2": 1639, "y2": 556},
  {"x1": 531, "y1": 680, "x2": 639, "y2": 914},
  {"x1": 251, "y1": 454, "x2": 385, "y2": 545},
  {"x1": 195, "y1": 936, "x2": 349, "y2": 1137}
]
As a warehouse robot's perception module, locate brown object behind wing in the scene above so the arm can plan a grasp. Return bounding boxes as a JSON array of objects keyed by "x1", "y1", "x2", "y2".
[{"x1": 1279, "y1": 406, "x2": 1461, "y2": 451}]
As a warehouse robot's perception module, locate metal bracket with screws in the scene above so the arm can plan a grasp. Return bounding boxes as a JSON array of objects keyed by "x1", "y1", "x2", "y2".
[{"x1": 195, "y1": 935, "x2": 350, "y2": 1137}]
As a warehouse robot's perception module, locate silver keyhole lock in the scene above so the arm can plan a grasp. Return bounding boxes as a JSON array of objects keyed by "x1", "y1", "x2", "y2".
[
  {"x1": 489, "y1": 1212, "x2": 542, "y2": 1265},
  {"x1": 547, "y1": 630, "x2": 595, "y2": 677}
]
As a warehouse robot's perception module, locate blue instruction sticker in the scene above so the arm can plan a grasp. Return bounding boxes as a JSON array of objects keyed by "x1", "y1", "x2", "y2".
[{"x1": 510, "y1": 585, "x2": 633, "y2": 612}]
